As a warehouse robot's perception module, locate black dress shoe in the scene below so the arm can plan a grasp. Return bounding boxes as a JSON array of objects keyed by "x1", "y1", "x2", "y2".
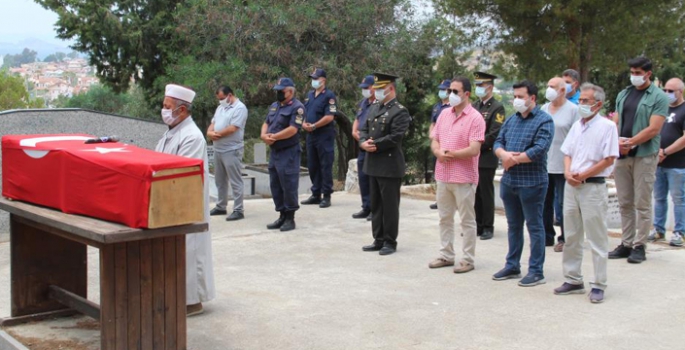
[
  {"x1": 480, "y1": 229, "x2": 494, "y2": 240},
  {"x1": 267, "y1": 213, "x2": 286, "y2": 230},
  {"x1": 352, "y1": 209, "x2": 371, "y2": 219},
  {"x1": 280, "y1": 212, "x2": 296, "y2": 232},
  {"x1": 226, "y1": 211, "x2": 244, "y2": 221},
  {"x1": 429, "y1": 203, "x2": 438, "y2": 210},
  {"x1": 379, "y1": 246, "x2": 396, "y2": 255},
  {"x1": 301, "y1": 195, "x2": 321, "y2": 205},
  {"x1": 210, "y1": 207, "x2": 227, "y2": 216},
  {"x1": 362, "y1": 244, "x2": 382, "y2": 251},
  {"x1": 319, "y1": 197, "x2": 331, "y2": 208}
]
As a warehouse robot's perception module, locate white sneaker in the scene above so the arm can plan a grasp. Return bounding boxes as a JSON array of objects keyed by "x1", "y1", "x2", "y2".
[{"x1": 670, "y1": 232, "x2": 684, "y2": 247}]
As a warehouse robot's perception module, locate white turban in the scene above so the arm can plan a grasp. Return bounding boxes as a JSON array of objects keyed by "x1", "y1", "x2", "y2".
[{"x1": 165, "y1": 84, "x2": 196, "y2": 103}]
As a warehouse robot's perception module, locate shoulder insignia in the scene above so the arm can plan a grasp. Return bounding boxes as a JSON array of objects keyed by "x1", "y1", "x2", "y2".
[
  {"x1": 329, "y1": 99, "x2": 336, "y2": 104},
  {"x1": 398, "y1": 104, "x2": 405, "y2": 109},
  {"x1": 495, "y1": 113, "x2": 504, "y2": 123},
  {"x1": 295, "y1": 115, "x2": 303, "y2": 125},
  {"x1": 298, "y1": 108, "x2": 304, "y2": 115},
  {"x1": 270, "y1": 107, "x2": 277, "y2": 112}
]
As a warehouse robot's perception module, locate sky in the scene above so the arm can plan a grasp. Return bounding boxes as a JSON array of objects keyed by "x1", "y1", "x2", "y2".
[{"x1": 0, "y1": 0, "x2": 71, "y2": 45}]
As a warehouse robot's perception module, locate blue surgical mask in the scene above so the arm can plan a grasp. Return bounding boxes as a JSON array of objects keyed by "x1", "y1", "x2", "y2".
[
  {"x1": 475, "y1": 86, "x2": 487, "y2": 98},
  {"x1": 438, "y1": 90, "x2": 448, "y2": 100},
  {"x1": 375, "y1": 89, "x2": 386, "y2": 101},
  {"x1": 667, "y1": 92, "x2": 677, "y2": 104},
  {"x1": 311, "y1": 79, "x2": 321, "y2": 89},
  {"x1": 566, "y1": 83, "x2": 573, "y2": 94}
]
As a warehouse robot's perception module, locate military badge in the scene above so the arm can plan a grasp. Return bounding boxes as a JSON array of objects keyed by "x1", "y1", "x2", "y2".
[
  {"x1": 329, "y1": 99, "x2": 336, "y2": 105},
  {"x1": 296, "y1": 115, "x2": 303, "y2": 124},
  {"x1": 495, "y1": 113, "x2": 504, "y2": 123}
]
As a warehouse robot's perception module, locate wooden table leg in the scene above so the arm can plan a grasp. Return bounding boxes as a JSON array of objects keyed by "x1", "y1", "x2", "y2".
[
  {"x1": 7, "y1": 214, "x2": 87, "y2": 318},
  {"x1": 100, "y1": 235, "x2": 186, "y2": 350}
]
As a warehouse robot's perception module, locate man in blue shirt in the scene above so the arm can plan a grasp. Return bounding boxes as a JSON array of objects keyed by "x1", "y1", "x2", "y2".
[
  {"x1": 562, "y1": 69, "x2": 581, "y2": 105},
  {"x1": 351, "y1": 75, "x2": 376, "y2": 220},
  {"x1": 261, "y1": 78, "x2": 305, "y2": 232},
  {"x1": 301, "y1": 68, "x2": 338, "y2": 208},
  {"x1": 492, "y1": 80, "x2": 554, "y2": 287},
  {"x1": 429, "y1": 79, "x2": 452, "y2": 210}
]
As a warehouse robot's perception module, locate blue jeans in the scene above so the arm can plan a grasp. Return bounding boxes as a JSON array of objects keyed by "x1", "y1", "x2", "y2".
[
  {"x1": 500, "y1": 182, "x2": 547, "y2": 275},
  {"x1": 653, "y1": 167, "x2": 685, "y2": 233}
]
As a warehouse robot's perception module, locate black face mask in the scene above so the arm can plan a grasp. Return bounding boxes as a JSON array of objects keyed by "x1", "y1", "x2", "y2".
[{"x1": 277, "y1": 90, "x2": 286, "y2": 102}]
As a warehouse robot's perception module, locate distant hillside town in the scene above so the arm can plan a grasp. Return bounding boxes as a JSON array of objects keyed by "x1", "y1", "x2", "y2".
[{"x1": 7, "y1": 58, "x2": 98, "y2": 103}]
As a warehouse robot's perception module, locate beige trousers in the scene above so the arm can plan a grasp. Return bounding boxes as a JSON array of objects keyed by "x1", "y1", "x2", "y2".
[
  {"x1": 437, "y1": 182, "x2": 477, "y2": 264},
  {"x1": 562, "y1": 183, "x2": 609, "y2": 290},
  {"x1": 614, "y1": 154, "x2": 658, "y2": 247}
]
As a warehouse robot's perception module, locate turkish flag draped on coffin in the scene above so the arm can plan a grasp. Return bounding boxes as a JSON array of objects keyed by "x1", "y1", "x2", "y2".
[{"x1": 2, "y1": 134, "x2": 204, "y2": 228}]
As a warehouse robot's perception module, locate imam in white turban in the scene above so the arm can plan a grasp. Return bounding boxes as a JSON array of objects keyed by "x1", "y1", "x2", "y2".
[{"x1": 165, "y1": 84, "x2": 196, "y2": 104}]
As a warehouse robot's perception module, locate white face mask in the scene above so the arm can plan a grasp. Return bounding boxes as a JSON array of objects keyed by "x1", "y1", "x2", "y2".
[
  {"x1": 438, "y1": 90, "x2": 448, "y2": 100},
  {"x1": 475, "y1": 86, "x2": 487, "y2": 98},
  {"x1": 374, "y1": 88, "x2": 386, "y2": 101},
  {"x1": 513, "y1": 98, "x2": 528, "y2": 113},
  {"x1": 667, "y1": 92, "x2": 678, "y2": 104},
  {"x1": 578, "y1": 103, "x2": 597, "y2": 118},
  {"x1": 311, "y1": 79, "x2": 322, "y2": 89},
  {"x1": 219, "y1": 97, "x2": 228, "y2": 107},
  {"x1": 630, "y1": 74, "x2": 646, "y2": 87},
  {"x1": 161, "y1": 107, "x2": 180, "y2": 126},
  {"x1": 362, "y1": 89, "x2": 372, "y2": 98},
  {"x1": 448, "y1": 92, "x2": 462, "y2": 107},
  {"x1": 545, "y1": 87, "x2": 559, "y2": 101}
]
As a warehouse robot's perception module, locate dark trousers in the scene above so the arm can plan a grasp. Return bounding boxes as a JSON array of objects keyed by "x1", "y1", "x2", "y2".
[
  {"x1": 358, "y1": 153, "x2": 371, "y2": 211},
  {"x1": 269, "y1": 147, "x2": 301, "y2": 212},
  {"x1": 475, "y1": 167, "x2": 496, "y2": 233},
  {"x1": 543, "y1": 173, "x2": 566, "y2": 243},
  {"x1": 306, "y1": 135, "x2": 334, "y2": 196},
  {"x1": 370, "y1": 176, "x2": 402, "y2": 248}
]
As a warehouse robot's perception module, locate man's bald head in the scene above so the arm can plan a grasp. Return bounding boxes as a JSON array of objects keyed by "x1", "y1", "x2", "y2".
[
  {"x1": 665, "y1": 78, "x2": 685, "y2": 106},
  {"x1": 548, "y1": 77, "x2": 566, "y2": 92}
]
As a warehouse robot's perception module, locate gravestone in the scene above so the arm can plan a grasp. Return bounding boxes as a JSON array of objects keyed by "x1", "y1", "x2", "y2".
[{"x1": 253, "y1": 143, "x2": 267, "y2": 163}]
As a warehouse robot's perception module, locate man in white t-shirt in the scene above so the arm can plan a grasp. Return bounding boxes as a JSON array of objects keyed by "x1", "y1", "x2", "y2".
[{"x1": 541, "y1": 77, "x2": 579, "y2": 252}]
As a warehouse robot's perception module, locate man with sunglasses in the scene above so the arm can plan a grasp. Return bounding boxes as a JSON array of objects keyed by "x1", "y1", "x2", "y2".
[
  {"x1": 609, "y1": 57, "x2": 669, "y2": 264},
  {"x1": 649, "y1": 78, "x2": 685, "y2": 247},
  {"x1": 427, "y1": 77, "x2": 485, "y2": 273}
]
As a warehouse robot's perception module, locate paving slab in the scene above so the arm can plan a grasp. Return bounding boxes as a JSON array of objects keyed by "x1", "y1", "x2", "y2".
[{"x1": 0, "y1": 192, "x2": 683, "y2": 350}]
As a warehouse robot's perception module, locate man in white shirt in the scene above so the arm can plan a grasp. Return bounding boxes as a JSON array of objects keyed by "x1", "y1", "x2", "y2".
[
  {"x1": 554, "y1": 83, "x2": 619, "y2": 304},
  {"x1": 207, "y1": 85, "x2": 249, "y2": 221},
  {"x1": 541, "y1": 77, "x2": 579, "y2": 252},
  {"x1": 156, "y1": 84, "x2": 216, "y2": 316}
]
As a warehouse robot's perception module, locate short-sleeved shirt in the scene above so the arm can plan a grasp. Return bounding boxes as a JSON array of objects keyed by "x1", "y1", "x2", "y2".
[
  {"x1": 659, "y1": 102, "x2": 685, "y2": 168},
  {"x1": 560, "y1": 114, "x2": 620, "y2": 177},
  {"x1": 211, "y1": 98, "x2": 248, "y2": 152},
  {"x1": 265, "y1": 99, "x2": 305, "y2": 150},
  {"x1": 615, "y1": 83, "x2": 669, "y2": 157},
  {"x1": 494, "y1": 105, "x2": 555, "y2": 187},
  {"x1": 542, "y1": 100, "x2": 579, "y2": 174},
  {"x1": 432, "y1": 104, "x2": 486, "y2": 184},
  {"x1": 304, "y1": 89, "x2": 337, "y2": 134},
  {"x1": 431, "y1": 101, "x2": 451, "y2": 123}
]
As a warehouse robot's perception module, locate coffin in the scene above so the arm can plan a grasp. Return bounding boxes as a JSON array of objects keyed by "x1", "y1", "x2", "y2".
[{"x1": 2, "y1": 134, "x2": 204, "y2": 228}]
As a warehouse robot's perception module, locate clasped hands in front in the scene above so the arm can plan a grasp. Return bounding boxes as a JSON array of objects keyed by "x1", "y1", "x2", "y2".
[{"x1": 261, "y1": 133, "x2": 278, "y2": 145}]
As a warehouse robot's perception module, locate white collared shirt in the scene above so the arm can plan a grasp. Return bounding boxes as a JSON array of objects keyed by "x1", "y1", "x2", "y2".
[{"x1": 560, "y1": 114, "x2": 620, "y2": 177}]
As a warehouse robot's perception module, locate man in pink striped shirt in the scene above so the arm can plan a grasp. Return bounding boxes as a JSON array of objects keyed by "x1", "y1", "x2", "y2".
[{"x1": 428, "y1": 77, "x2": 486, "y2": 273}]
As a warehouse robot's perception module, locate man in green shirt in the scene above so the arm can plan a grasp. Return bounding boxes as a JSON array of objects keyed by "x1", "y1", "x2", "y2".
[{"x1": 609, "y1": 56, "x2": 669, "y2": 264}]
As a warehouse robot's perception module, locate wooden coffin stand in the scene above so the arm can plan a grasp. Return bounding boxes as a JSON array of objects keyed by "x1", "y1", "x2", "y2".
[{"x1": 0, "y1": 197, "x2": 205, "y2": 350}]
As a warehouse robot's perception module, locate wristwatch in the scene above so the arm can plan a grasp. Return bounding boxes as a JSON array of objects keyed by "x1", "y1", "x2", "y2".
[
  {"x1": 312, "y1": 124, "x2": 317, "y2": 131},
  {"x1": 663, "y1": 149, "x2": 669, "y2": 156}
]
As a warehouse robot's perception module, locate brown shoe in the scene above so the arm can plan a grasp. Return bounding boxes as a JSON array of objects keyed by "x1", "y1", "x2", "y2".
[
  {"x1": 554, "y1": 241, "x2": 564, "y2": 253},
  {"x1": 453, "y1": 261, "x2": 474, "y2": 274},
  {"x1": 187, "y1": 302, "x2": 204, "y2": 317},
  {"x1": 428, "y1": 257, "x2": 454, "y2": 269}
]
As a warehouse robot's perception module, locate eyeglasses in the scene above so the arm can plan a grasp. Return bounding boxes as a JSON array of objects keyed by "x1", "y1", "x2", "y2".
[
  {"x1": 446, "y1": 89, "x2": 461, "y2": 95},
  {"x1": 578, "y1": 99, "x2": 596, "y2": 104}
]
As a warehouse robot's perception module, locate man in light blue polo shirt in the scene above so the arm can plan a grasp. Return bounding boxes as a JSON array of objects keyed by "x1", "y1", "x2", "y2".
[{"x1": 207, "y1": 85, "x2": 249, "y2": 221}]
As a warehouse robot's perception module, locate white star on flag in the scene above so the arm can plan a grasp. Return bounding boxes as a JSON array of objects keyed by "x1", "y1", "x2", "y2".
[{"x1": 83, "y1": 147, "x2": 130, "y2": 154}]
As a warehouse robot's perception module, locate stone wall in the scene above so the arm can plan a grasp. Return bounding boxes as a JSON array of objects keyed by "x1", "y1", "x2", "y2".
[{"x1": 0, "y1": 109, "x2": 168, "y2": 234}]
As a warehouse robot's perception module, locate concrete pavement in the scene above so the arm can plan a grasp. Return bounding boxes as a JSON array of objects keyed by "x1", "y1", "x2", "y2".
[{"x1": 0, "y1": 192, "x2": 684, "y2": 349}]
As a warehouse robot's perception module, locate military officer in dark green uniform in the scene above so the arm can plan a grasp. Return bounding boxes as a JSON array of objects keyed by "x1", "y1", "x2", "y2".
[
  {"x1": 359, "y1": 72, "x2": 412, "y2": 256},
  {"x1": 472, "y1": 71, "x2": 506, "y2": 241}
]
